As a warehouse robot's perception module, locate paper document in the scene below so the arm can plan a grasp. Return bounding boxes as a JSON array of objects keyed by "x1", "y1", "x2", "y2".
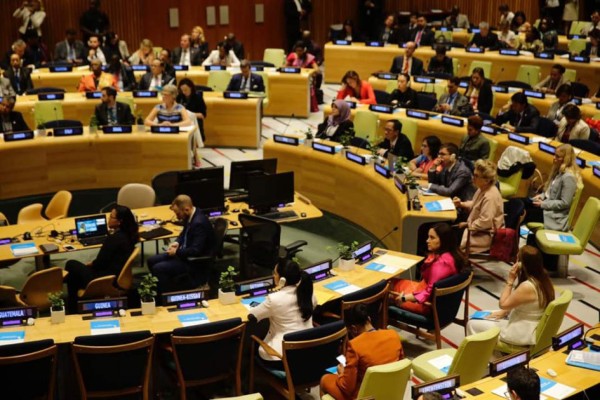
[
  {"x1": 470, "y1": 311, "x2": 492, "y2": 320},
  {"x1": 0, "y1": 331, "x2": 25, "y2": 346},
  {"x1": 90, "y1": 320, "x2": 121, "y2": 335},
  {"x1": 427, "y1": 354, "x2": 453, "y2": 373},
  {"x1": 539, "y1": 377, "x2": 576, "y2": 399},
  {"x1": 178, "y1": 312, "x2": 209, "y2": 327},
  {"x1": 241, "y1": 296, "x2": 266, "y2": 311},
  {"x1": 323, "y1": 280, "x2": 361, "y2": 295},
  {"x1": 424, "y1": 198, "x2": 456, "y2": 212},
  {"x1": 492, "y1": 384, "x2": 547, "y2": 399},
  {"x1": 530, "y1": 137, "x2": 550, "y2": 143},
  {"x1": 544, "y1": 233, "x2": 576, "y2": 243},
  {"x1": 10, "y1": 243, "x2": 39, "y2": 257}
]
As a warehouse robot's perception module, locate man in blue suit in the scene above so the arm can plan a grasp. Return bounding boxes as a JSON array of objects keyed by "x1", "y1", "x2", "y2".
[
  {"x1": 226, "y1": 60, "x2": 265, "y2": 92},
  {"x1": 148, "y1": 195, "x2": 216, "y2": 293}
]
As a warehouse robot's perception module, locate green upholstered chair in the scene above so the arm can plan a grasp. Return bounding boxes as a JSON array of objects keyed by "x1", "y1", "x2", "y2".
[
  {"x1": 412, "y1": 327, "x2": 500, "y2": 385},
  {"x1": 452, "y1": 58, "x2": 459, "y2": 77},
  {"x1": 354, "y1": 110, "x2": 379, "y2": 140},
  {"x1": 563, "y1": 69, "x2": 577, "y2": 83},
  {"x1": 495, "y1": 289, "x2": 573, "y2": 357},
  {"x1": 433, "y1": 83, "x2": 447, "y2": 99},
  {"x1": 527, "y1": 181, "x2": 583, "y2": 232},
  {"x1": 516, "y1": 65, "x2": 541, "y2": 87},
  {"x1": 435, "y1": 31, "x2": 453, "y2": 42},
  {"x1": 321, "y1": 359, "x2": 412, "y2": 400},
  {"x1": 263, "y1": 48, "x2": 286, "y2": 67},
  {"x1": 216, "y1": 395, "x2": 263, "y2": 400},
  {"x1": 256, "y1": 71, "x2": 270, "y2": 108},
  {"x1": 499, "y1": 170, "x2": 523, "y2": 199},
  {"x1": 34, "y1": 100, "x2": 64, "y2": 127},
  {"x1": 534, "y1": 197, "x2": 600, "y2": 277},
  {"x1": 388, "y1": 271, "x2": 473, "y2": 349},
  {"x1": 569, "y1": 21, "x2": 591, "y2": 35},
  {"x1": 116, "y1": 96, "x2": 136, "y2": 113},
  {"x1": 207, "y1": 70, "x2": 232, "y2": 92},
  {"x1": 386, "y1": 79, "x2": 397, "y2": 94},
  {"x1": 398, "y1": 117, "x2": 417, "y2": 151},
  {"x1": 568, "y1": 39, "x2": 587, "y2": 55},
  {"x1": 487, "y1": 137, "x2": 498, "y2": 161},
  {"x1": 468, "y1": 61, "x2": 492, "y2": 79}
]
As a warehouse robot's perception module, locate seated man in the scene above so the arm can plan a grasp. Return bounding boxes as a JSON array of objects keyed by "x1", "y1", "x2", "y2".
[
  {"x1": 444, "y1": 5, "x2": 470, "y2": 29},
  {"x1": 467, "y1": 22, "x2": 499, "y2": 50},
  {"x1": 376, "y1": 119, "x2": 414, "y2": 160},
  {"x1": 434, "y1": 77, "x2": 472, "y2": 116},
  {"x1": 86, "y1": 34, "x2": 107, "y2": 65},
  {"x1": 495, "y1": 92, "x2": 540, "y2": 133},
  {"x1": 390, "y1": 41, "x2": 423, "y2": 75},
  {"x1": 148, "y1": 195, "x2": 216, "y2": 294},
  {"x1": 0, "y1": 97, "x2": 29, "y2": 133},
  {"x1": 580, "y1": 10, "x2": 600, "y2": 35},
  {"x1": 534, "y1": 64, "x2": 569, "y2": 95},
  {"x1": 94, "y1": 86, "x2": 134, "y2": 126},
  {"x1": 226, "y1": 59, "x2": 265, "y2": 92},
  {"x1": 202, "y1": 41, "x2": 240, "y2": 67},
  {"x1": 410, "y1": 15, "x2": 435, "y2": 47},
  {"x1": 427, "y1": 143, "x2": 475, "y2": 201},
  {"x1": 427, "y1": 45, "x2": 453, "y2": 76},
  {"x1": 54, "y1": 28, "x2": 86, "y2": 65},
  {"x1": 138, "y1": 59, "x2": 175, "y2": 90},
  {"x1": 506, "y1": 366, "x2": 540, "y2": 400},
  {"x1": 459, "y1": 115, "x2": 490, "y2": 162},
  {"x1": 3, "y1": 53, "x2": 33, "y2": 95},
  {"x1": 2, "y1": 39, "x2": 34, "y2": 69},
  {"x1": 171, "y1": 34, "x2": 203, "y2": 66},
  {"x1": 78, "y1": 58, "x2": 117, "y2": 92}
]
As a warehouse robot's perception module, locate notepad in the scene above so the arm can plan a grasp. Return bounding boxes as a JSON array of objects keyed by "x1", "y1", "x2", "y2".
[
  {"x1": 424, "y1": 198, "x2": 455, "y2": 212},
  {"x1": 544, "y1": 233, "x2": 576, "y2": 243},
  {"x1": 241, "y1": 296, "x2": 266, "y2": 311},
  {"x1": 90, "y1": 320, "x2": 121, "y2": 335},
  {"x1": 470, "y1": 311, "x2": 492, "y2": 320},
  {"x1": 365, "y1": 262, "x2": 400, "y2": 274},
  {"x1": 323, "y1": 280, "x2": 361, "y2": 295},
  {"x1": 178, "y1": 312, "x2": 209, "y2": 327},
  {"x1": 428, "y1": 354, "x2": 453, "y2": 373},
  {"x1": 10, "y1": 242, "x2": 39, "y2": 256},
  {"x1": 0, "y1": 331, "x2": 25, "y2": 345},
  {"x1": 566, "y1": 349, "x2": 600, "y2": 371}
]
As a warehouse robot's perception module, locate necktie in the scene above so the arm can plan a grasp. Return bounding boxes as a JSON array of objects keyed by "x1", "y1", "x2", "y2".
[
  {"x1": 241, "y1": 77, "x2": 247, "y2": 91},
  {"x1": 93, "y1": 76, "x2": 99, "y2": 90},
  {"x1": 68, "y1": 44, "x2": 75, "y2": 60},
  {"x1": 415, "y1": 30, "x2": 423, "y2": 45},
  {"x1": 402, "y1": 57, "x2": 409, "y2": 74},
  {"x1": 14, "y1": 70, "x2": 20, "y2": 93}
]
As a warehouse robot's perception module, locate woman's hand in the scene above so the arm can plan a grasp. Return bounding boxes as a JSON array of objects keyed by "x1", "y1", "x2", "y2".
[
  {"x1": 487, "y1": 310, "x2": 509, "y2": 320},
  {"x1": 508, "y1": 262, "x2": 520, "y2": 284},
  {"x1": 337, "y1": 364, "x2": 345, "y2": 375}
]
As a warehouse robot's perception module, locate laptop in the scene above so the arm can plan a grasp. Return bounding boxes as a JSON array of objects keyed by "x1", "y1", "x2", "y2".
[{"x1": 75, "y1": 215, "x2": 109, "y2": 246}]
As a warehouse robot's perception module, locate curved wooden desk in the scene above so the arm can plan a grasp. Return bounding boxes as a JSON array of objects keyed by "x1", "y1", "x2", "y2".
[{"x1": 263, "y1": 140, "x2": 456, "y2": 253}]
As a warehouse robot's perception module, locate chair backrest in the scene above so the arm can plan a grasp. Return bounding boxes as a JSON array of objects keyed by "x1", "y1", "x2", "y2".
[
  {"x1": 116, "y1": 97, "x2": 135, "y2": 112},
  {"x1": 487, "y1": 137, "x2": 498, "y2": 161},
  {"x1": 531, "y1": 289, "x2": 573, "y2": 356},
  {"x1": 568, "y1": 39, "x2": 587, "y2": 55},
  {"x1": 536, "y1": 117, "x2": 558, "y2": 138},
  {"x1": 45, "y1": 190, "x2": 72, "y2": 220},
  {"x1": 20, "y1": 267, "x2": 65, "y2": 309},
  {"x1": 171, "y1": 318, "x2": 245, "y2": 392},
  {"x1": 432, "y1": 271, "x2": 473, "y2": 329},
  {"x1": 452, "y1": 58, "x2": 459, "y2": 76},
  {"x1": 570, "y1": 139, "x2": 600, "y2": 156},
  {"x1": 117, "y1": 183, "x2": 156, "y2": 209},
  {"x1": 416, "y1": 93, "x2": 437, "y2": 111},
  {"x1": 448, "y1": 327, "x2": 500, "y2": 385},
  {"x1": 570, "y1": 82, "x2": 589, "y2": 98},
  {"x1": 434, "y1": 31, "x2": 453, "y2": 42},
  {"x1": 0, "y1": 339, "x2": 57, "y2": 399},
  {"x1": 72, "y1": 331, "x2": 154, "y2": 398},
  {"x1": 207, "y1": 70, "x2": 232, "y2": 92},
  {"x1": 26, "y1": 87, "x2": 66, "y2": 95},
  {"x1": 350, "y1": 137, "x2": 370, "y2": 149},
  {"x1": 374, "y1": 89, "x2": 391, "y2": 105},
  {"x1": 79, "y1": 275, "x2": 121, "y2": 300},
  {"x1": 433, "y1": 83, "x2": 447, "y2": 98},
  {"x1": 516, "y1": 65, "x2": 541, "y2": 87},
  {"x1": 239, "y1": 214, "x2": 281, "y2": 279},
  {"x1": 570, "y1": 21, "x2": 591, "y2": 35},
  {"x1": 468, "y1": 61, "x2": 491, "y2": 78},
  {"x1": 356, "y1": 359, "x2": 412, "y2": 400},
  {"x1": 34, "y1": 101, "x2": 64, "y2": 127},
  {"x1": 282, "y1": 320, "x2": 347, "y2": 389},
  {"x1": 212, "y1": 217, "x2": 229, "y2": 257},
  {"x1": 263, "y1": 48, "x2": 286, "y2": 67},
  {"x1": 42, "y1": 119, "x2": 84, "y2": 129},
  {"x1": 116, "y1": 247, "x2": 140, "y2": 291},
  {"x1": 341, "y1": 280, "x2": 389, "y2": 329},
  {"x1": 354, "y1": 110, "x2": 379, "y2": 140},
  {"x1": 385, "y1": 80, "x2": 397, "y2": 94},
  {"x1": 566, "y1": 182, "x2": 584, "y2": 229},
  {"x1": 563, "y1": 69, "x2": 576, "y2": 83},
  {"x1": 151, "y1": 170, "x2": 179, "y2": 205},
  {"x1": 572, "y1": 197, "x2": 600, "y2": 246},
  {"x1": 398, "y1": 117, "x2": 417, "y2": 151},
  {"x1": 498, "y1": 169, "x2": 523, "y2": 199},
  {"x1": 17, "y1": 203, "x2": 44, "y2": 224}
]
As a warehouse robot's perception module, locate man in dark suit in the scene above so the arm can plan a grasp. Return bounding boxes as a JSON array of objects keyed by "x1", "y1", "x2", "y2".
[
  {"x1": 390, "y1": 41, "x2": 424, "y2": 75},
  {"x1": 2, "y1": 39, "x2": 34, "y2": 70},
  {"x1": 54, "y1": 28, "x2": 86, "y2": 65},
  {"x1": 376, "y1": 119, "x2": 414, "y2": 160},
  {"x1": 94, "y1": 86, "x2": 134, "y2": 126},
  {"x1": 225, "y1": 33, "x2": 245, "y2": 60},
  {"x1": 226, "y1": 60, "x2": 265, "y2": 92},
  {"x1": 138, "y1": 59, "x2": 175, "y2": 90},
  {"x1": 171, "y1": 34, "x2": 203, "y2": 66},
  {"x1": 468, "y1": 22, "x2": 500, "y2": 50},
  {"x1": 3, "y1": 54, "x2": 33, "y2": 95},
  {"x1": 148, "y1": 195, "x2": 216, "y2": 293},
  {"x1": 410, "y1": 15, "x2": 435, "y2": 47},
  {"x1": 495, "y1": 92, "x2": 541, "y2": 133},
  {"x1": 0, "y1": 97, "x2": 30, "y2": 133},
  {"x1": 427, "y1": 45, "x2": 454, "y2": 76},
  {"x1": 434, "y1": 77, "x2": 472, "y2": 116}
]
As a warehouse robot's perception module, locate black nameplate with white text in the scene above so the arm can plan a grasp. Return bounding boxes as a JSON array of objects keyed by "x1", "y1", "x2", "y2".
[
  {"x1": 524, "y1": 90, "x2": 545, "y2": 99},
  {"x1": 53, "y1": 127, "x2": 84, "y2": 137},
  {"x1": 333, "y1": 40, "x2": 351, "y2": 45},
  {"x1": 441, "y1": 116, "x2": 464, "y2": 127},
  {"x1": 38, "y1": 93, "x2": 65, "y2": 101},
  {"x1": 465, "y1": 46, "x2": 484, "y2": 53},
  {"x1": 538, "y1": 142, "x2": 556, "y2": 155},
  {"x1": 345, "y1": 151, "x2": 366, "y2": 165},
  {"x1": 481, "y1": 125, "x2": 498, "y2": 135},
  {"x1": 375, "y1": 73, "x2": 397, "y2": 80},
  {"x1": 369, "y1": 104, "x2": 393, "y2": 114},
  {"x1": 365, "y1": 41, "x2": 384, "y2": 47},
  {"x1": 534, "y1": 52, "x2": 554, "y2": 59},
  {"x1": 223, "y1": 91, "x2": 249, "y2": 99},
  {"x1": 279, "y1": 67, "x2": 301, "y2": 73},
  {"x1": 414, "y1": 76, "x2": 435, "y2": 84},
  {"x1": 407, "y1": 109, "x2": 429, "y2": 120},
  {"x1": 374, "y1": 163, "x2": 391, "y2": 178},
  {"x1": 4, "y1": 131, "x2": 34, "y2": 142},
  {"x1": 508, "y1": 132, "x2": 529, "y2": 144},
  {"x1": 173, "y1": 65, "x2": 189, "y2": 71},
  {"x1": 204, "y1": 65, "x2": 226, "y2": 71},
  {"x1": 151, "y1": 126, "x2": 180, "y2": 134},
  {"x1": 569, "y1": 55, "x2": 590, "y2": 63},
  {"x1": 273, "y1": 135, "x2": 299, "y2": 146},
  {"x1": 312, "y1": 142, "x2": 336, "y2": 154},
  {"x1": 0, "y1": 306, "x2": 36, "y2": 327},
  {"x1": 131, "y1": 65, "x2": 150, "y2": 71},
  {"x1": 85, "y1": 91, "x2": 102, "y2": 99},
  {"x1": 49, "y1": 65, "x2": 73, "y2": 72},
  {"x1": 499, "y1": 49, "x2": 519, "y2": 56},
  {"x1": 133, "y1": 90, "x2": 158, "y2": 98},
  {"x1": 492, "y1": 85, "x2": 508, "y2": 93},
  {"x1": 102, "y1": 125, "x2": 133, "y2": 134}
]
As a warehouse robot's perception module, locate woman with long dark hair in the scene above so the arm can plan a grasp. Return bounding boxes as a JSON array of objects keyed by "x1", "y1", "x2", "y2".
[
  {"x1": 408, "y1": 135, "x2": 442, "y2": 179},
  {"x1": 336, "y1": 70, "x2": 376, "y2": 104},
  {"x1": 107, "y1": 54, "x2": 136, "y2": 91},
  {"x1": 464, "y1": 67, "x2": 493, "y2": 115},
  {"x1": 249, "y1": 259, "x2": 316, "y2": 367},
  {"x1": 467, "y1": 246, "x2": 555, "y2": 346},
  {"x1": 65, "y1": 205, "x2": 139, "y2": 311},
  {"x1": 391, "y1": 223, "x2": 469, "y2": 315}
]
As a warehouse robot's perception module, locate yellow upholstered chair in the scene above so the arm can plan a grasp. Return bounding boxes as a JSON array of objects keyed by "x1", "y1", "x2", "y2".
[
  {"x1": 263, "y1": 48, "x2": 286, "y2": 67},
  {"x1": 0, "y1": 267, "x2": 67, "y2": 310},
  {"x1": 78, "y1": 247, "x2": 140, "y2": 299},
  {"x1": 17, "y1": 190, "x2": 72, "y2": 224},
  {"x1": 353, "y1": 110, "x2": 379, "y2": 140},
  {"x1": 207, "y1": 71, "x2": 232, "y2": 92},
  {"x1": 468, "y1": 61, "x2": 492, "y2": 78},
  {"x1": 34, "y1": 100, "x2": 64, "y2": 126}
]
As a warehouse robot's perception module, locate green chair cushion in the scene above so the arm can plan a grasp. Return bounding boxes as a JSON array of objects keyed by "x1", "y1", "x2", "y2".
[
  {"x1": 321, "y1": 395, "x2": 335, "y2": 400},
  {"x1": 535, "y1": 230, "x2": 583, "y2": 255},
  {"x1": 526, "y1": 222, "x2": 544, "y2": 231},
  {"x1": 411, "y1": 348, "x2": 456, "y2": 382},
  {"x1": 388, "y1": 305, "x2": 434, "y2": 330},
  {"x1": 495, "y1": 340, "x2": 528, "y2": 355}
]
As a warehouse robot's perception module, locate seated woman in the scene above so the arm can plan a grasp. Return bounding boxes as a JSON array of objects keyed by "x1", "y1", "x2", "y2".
[
  {"x1": 287, "y1": 41, "x2": 321, "y2": 110},
  {"x1": 464, "y1": 67, "x2": 493, "y2": 115},
  {"x1": 248, "y1": 260, "x2": 317, "y2": 368},
  {"x1": 201, "y1": 41, "x2": 240, "y2": 67},
  {"x1": 518, "y1": 27, "x2": 544, "y2": 53},
  {"x1": 144, "y1": 84, "x2": 191, "y2": 127},
  {"x1": 190, "y1": 26, "x2": 210, "y2": 61},
  {"x1": 510, "y1": 11, "x2": 527, "y2": 32},
  {"x1": 128, "y1": 38, "x2": 155, "y2": 66},
  {"x1": 65, "y1": 205, "x2": 139, "y2": 311},
  {"x1": 336, "y1": 70, "x2": 376, "y2": 104},
  {"x1": 498, "y1": 21, "x2": 517, "y2": 49},
  {"x1": 546, "y1": 84, "x2": 574, "y2": 124},
  {"x1": 408, "y1": 135, "x2": 442, "y2": 179},
  {"x1": 581, "y1": 29, "x2": 600, "y2": 57},
  {"x1": 377, "y1": 13, "x2": 400, "y2": 45},
  {"x1": 390, "y1": 223, "x2": 469, "y2": 315},
  {"x1": 317, "y1": 99, "x2": 354, "y2": 142},
  {"x1": 107, "y1": 55, "x2": 136, "y2": 91},
  {"x1": 336, "y1": 19, "x2": 363, "y2": 42},
  {"x1": 556, "y1": 104, "x2": 590, "y2": 143},
  {"x1": 454, "y1": 160, "x2": 504, "y2": 253},
  {"x1": 177, "y1": 78, "x2": 207, "y2": 167},
  {"x1": 320, "y1": 304, "x2": 404, "y2": 400},
  {"x1": 467, "y1": 246, "x2": 554, "y2": 347},
  {"x1": 389, "y1": 73, "x2": 418, "y2": 108},
  {"x1": 538, "y1": 18, "x2": 558, "y2": 52}
]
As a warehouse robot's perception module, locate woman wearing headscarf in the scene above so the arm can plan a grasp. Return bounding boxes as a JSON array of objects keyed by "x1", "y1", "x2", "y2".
[{"x1": 316, "y1": 100, "x2": 354, "y2": 142}]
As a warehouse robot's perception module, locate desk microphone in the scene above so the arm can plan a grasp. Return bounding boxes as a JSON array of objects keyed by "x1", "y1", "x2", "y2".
[
  {"x1": 280, "y1": 113, "x2": 295, "y2": 136},
  {"x1": 526, "y1": 72, "x2": 531, "y2": 87},
  {"x1": 496, "y1": 67, "x2": 505, "y2": 85},
  {"x1": 53, "y1": 106, "x2": 59, "y2": 124},
  {"x1": 372, "y1": 226, "x2": 399, "y2": 249}
]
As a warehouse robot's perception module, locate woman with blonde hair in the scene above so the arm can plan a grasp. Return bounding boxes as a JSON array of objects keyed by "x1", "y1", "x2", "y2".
[
  {"x1": 144, "y1": 84, "x2": 191, "y2": 127},
  {"x1": 128, "y1": 38, "x2": 155, "y2": 65},
  {"x1": 191, "y1": 26, "x2": 209, "y2": 61}
]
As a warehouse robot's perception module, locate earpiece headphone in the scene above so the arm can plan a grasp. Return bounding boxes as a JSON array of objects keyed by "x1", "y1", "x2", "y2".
[{"x1": 450, "y1": 153, "x2": 456, "y2": 161}]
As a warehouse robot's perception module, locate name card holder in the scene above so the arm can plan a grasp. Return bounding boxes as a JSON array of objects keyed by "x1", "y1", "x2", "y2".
[
  {"x1": 312, "y1": 142, "x2": 336, "y2": 154},
  {"x1": 458, "y1": 81, "x2": 469, "y2": 88},
  {"x1": 468, "y1": 28, "x2": 481, "y2": 33},
  {"x1": 573, "y1": 97, "x2": 583, "y2": 105},
  {"x1": 489, "y1": 350, "x2": 529, "y2": 377},
  {"x1": 250, "y1": 65, "x2": 264, "y2": 72},
  {"x1": 38, "y1": 93, "x2": 65, "y2": 101},
  {"x1": 508, "y1": 132, "x2": 530, "y2": 144},
  {"x1": 407, "y1": 109, "x2": 429, "y2": 120},
  {"x1": 346, "y1": 101, "x2": 357, "y2": 109},
  {"x1": 538, "y1": 142, "x2": 556, "y2": 155},
  {"x1": 49, "y1": 65, "x2": 72, "y2": 72},
  {"x1": 235, "y1": 276, "x2": 275, "y2": 297},
  {"x1": 204, "y1": 65, "x2": 226, "y2": 71},
  {"x1": 365, "y1": 41, "x2": 384, "y2": 47},
  {"x1": 85, "y1": 91, "x2": 102, "y2": 99},
  {"x1": 492, "y1": 85, "x2": 508, "y2": 93},
  {"x1": 162, "y1": 289, "x2": 208, "y2": 312},
  {"x1": 499, "y1": 49, "x2": 519, "y2": 56},
  {"x1": 345, "y1": 151, "x2": 366, "y2": 165},
  {"x1": 4, "y1": 131, "x2": 34, "y2": 142},
  {"x1": 593, "y1": 166, "x2": 600, "y2": 179},
  {"x1": 0, "y1": 306, "x2": 36, "y2": 327},
  {"x1": 535, "y1": 52, "x2": 554, "y2": 59},
  {"x1": 441, "y1": 116, "x2": 464, "y2": 127},
  {"x1": 523, "y1": 90, "x2": 545, "y2": 99},
  {"x1": 305, "y1": 259, "x2": 333, "y2": 281},
  {"x1": 481, "y1": 125, "x2": 498, "y2": 135},
  {"x1": 567, "y1": 34, "x2": 586, "y2": 40},
  {"x1": 569, "y1": 55, "x2": 590, "y2": 63},
  {"x1": 374, "y1": 163, "x2": 391, "y2": 178},
  {"x1": 151, "y1": 126, "x2": 180, "y2": 134},
  {"x1": 273, "y1": 134, "x2": 299, "y2": 146},
  {"x1": 333, "y1": 40, "x2": 351, "y2": 45},
  {"x1": 465, "y1": 46, "x2": 484, "y2": 53},
  {"x1": 369, "y1": 104, "x2": 393, "y2": 114},
  {"x1": 133, "y1": 90, "x2": 158, "y2": 98},
  {"x1": 279, "y1": 67, "x2": 301, "y2": 73},
  {"x1": 53, "y1": 127, "x2": 84, "y2": 137},
  {"x1": 131, "y1": 65, "x2": 150, "y2": 71},
  {"x1": 375, "y1": 73, "x2": 397, "y2": 80},
  {"x1": 173, "y1": 65, "x2": 189, "y2": 71},
  {"x1": 223, "y1": 91, "x2": 249, "y2": 99},
  {"x1": 596, "y1": 102, "x2": 600, "y2": 110},
  {"x1": 575, "y1": 157, "x2": 586, "y2": 168},
  {"x1": 414, "y1": 76, "x2": 435, "y2": 84},
  {"x1": 102, "y1": 125, "x2": 133, "y2": 134},
  {"x1": 78, "y1": 297, "x2": 127, "y2": 320}
]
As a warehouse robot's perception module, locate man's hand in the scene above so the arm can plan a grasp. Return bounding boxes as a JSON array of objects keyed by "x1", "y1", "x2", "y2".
[{"x1": 167, "y1": 242, "x2": 179, "y2": 256}]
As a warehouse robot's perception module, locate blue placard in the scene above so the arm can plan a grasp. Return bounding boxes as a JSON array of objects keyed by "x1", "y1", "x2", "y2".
[
  {"x1": 177, "y1": 312, "x2": 208, "y2": 325},
  {"x1": 558, "y1": 234, "x2": 576, "y2": 243},
  {"x1": 326, "y1": 366, "x2": 338, "y2": 374},
  {"x1": 466, "y1": 46, "x2": 484, "y2": 53},
  {"x1": 470, "y1": 311, "x2": 492, "y2": 320},
  {"x1": 312, "y1": 142, "x2": 336, "y2": 154},
  {"x1": 173, "y1": 65, "x2": 189, "y2": 71},
  {"x1": 539, "y1": 142, "x2": 556, "y2": 155},
  {"x1": 441, "y1": 116, "x2": 464, "y2": 127},
  {"x1": 133, "y1": 90, "x2": 158, "y2": 98},
  {"x1": 53, "y1": 127, "x2": 84, "y2": 137},
  {"x1": 425, "y1": 201, "x2": 444, "y2": 212},
  {"x1": 90, "y1": 320, "x2": 120, "y2": 331},
  {"x1": 0, "y1": 331, "x2": 25, "y2": 342},
  {"x1": 407, "y1": 109, "x2": 429, "y2": 120},
  {"x1": 85, "y1": 91, "x2": 102, "y2": 99},
  {"x1": 523, "y1": 90, "x2": 545, "y2": 99},
  {"x1": 273, "y1": 135, "x2": 299, "y2": 146},
  {"x1": 131, "y1": 65, "x2": 149, "y2": 71},
  {"x1": 323, "y1": 280, "x2": 350, "y2": 291},
  {"x1": 508, "y1": 132, "x2": 529, "y2": 144},
  {"x1": 10, "y1": 242, "x2": 38, "y2": 255},
  {"x1": 345, "y1": 151, "x2": 366, "y2": 165},
  {"x1": 374, "y1": 163, "x2": 391, "y2": 178},
  {"x1": 365, "y1": 262, "x2": 386, "y2": 271},
  {"x1": 573, "y1": 97, "x2": 582, "y2": 105},
  {"x1": 369, "y1": 104, "x2": 393, "y2": 114}
]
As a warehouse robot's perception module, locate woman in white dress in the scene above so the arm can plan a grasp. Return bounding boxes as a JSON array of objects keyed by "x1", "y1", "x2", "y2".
[{"x1": 467, "y1": 245, "x2": 555, "y2": 346}]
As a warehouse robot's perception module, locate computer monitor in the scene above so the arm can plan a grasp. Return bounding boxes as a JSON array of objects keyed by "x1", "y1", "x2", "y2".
[
  {"x1": 175, "y1": 167, "x2": 225, "y2": 215},
  {"x1": 247, "y1": 171, "x2": 294, "y2": 214},
  {"x1": 229, "y1": 158, "x2": 277, "y2": 191}
]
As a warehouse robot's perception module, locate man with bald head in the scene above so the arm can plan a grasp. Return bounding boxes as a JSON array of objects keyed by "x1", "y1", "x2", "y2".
[
  {"x1": 148, "y1": 195, "x2": 216, "y2": 293},
  {"x1": 171, "y1": 34, "x2": 203, "y2": 66},
  {"x1": 390, "y1": 41, "x2": 424, "y2": 75}
]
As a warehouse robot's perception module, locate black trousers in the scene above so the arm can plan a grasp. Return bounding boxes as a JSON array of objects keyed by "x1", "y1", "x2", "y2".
[{"x1": 65, "y1": 260, "x2": 96, "y2": 312}]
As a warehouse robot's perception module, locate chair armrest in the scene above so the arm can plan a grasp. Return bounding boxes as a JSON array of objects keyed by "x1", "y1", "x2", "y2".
[
  {"x1": 320, "y1": 311, "x2": 342, "y2": 320},
  {"x1": 282, "y1": 240, "x2": 308, "y2": 258},
  {"x1": 251, "y1": 335, "x2": 282, "y2": 359}
]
